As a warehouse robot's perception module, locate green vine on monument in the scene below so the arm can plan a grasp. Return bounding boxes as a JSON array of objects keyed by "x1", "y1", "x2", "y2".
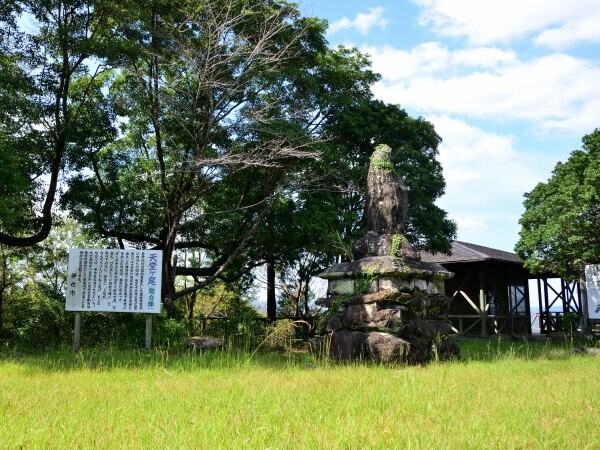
[
  {"x1": 391, "y1": 234, "x2": 404, "y2": 259},
  {"x1": 370, "y1": 144, "x2": 398, "y2": 175},
  {"x1": 375, "y1": 143, "x2": 392, "y2": 154},
  {"x1": 356, "y1": 260, "x2": 383, "y2": 294},
  {"x1": 370, "y1": 158, "x2": 395, "y2": 172}
]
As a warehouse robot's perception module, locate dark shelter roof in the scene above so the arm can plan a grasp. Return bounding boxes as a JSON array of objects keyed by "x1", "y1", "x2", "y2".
[{"x1": 420, "y1": 241, "x2": 523, "y2": 265}]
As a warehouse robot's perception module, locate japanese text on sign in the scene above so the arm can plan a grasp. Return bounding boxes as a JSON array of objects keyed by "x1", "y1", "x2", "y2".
[{"x1": 66, "y1": 249, "x2": 162, "y2": 313}]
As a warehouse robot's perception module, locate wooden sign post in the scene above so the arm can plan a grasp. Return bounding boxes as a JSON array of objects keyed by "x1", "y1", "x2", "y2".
[
  {"x1": 73, "y1": 312, "x2": 82, "y2": 352},
  {"x1": 66, "y1": 249, "x2": 163, "y2": 352}
]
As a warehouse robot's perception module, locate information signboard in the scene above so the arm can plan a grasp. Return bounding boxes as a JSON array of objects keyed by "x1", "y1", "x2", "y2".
[
  {"x1": 585, "y1": 264, "x2": 600, "y2": 320},
  {"x1": 66, "y1": 249, "x2": 162, "y2": 314}
]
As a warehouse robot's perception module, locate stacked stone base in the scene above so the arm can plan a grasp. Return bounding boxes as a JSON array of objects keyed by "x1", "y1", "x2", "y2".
[
  {"x1": 327, "y1": 329, "x2": 458, "y2": 365},
  {"x1": 317, "y1": 256, "x2": 459, "y2": 365}
]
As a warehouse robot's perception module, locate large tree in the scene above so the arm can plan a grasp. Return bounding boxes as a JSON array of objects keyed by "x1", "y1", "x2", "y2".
[
  {"x1": 63, "y1": 0, "x2": 334, "y2": 315},
  {"x1": 0, "y1": 0, "x2": 119, "y2": 246},
  {"x1": 516, "y1": 129, "x2": 600, "y2": 280},
  {"x1": 4, "y1": 1, "x2": 456, "y2": 320}
]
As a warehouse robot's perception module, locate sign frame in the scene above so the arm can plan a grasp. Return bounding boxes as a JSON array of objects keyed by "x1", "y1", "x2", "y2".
[
  {"x1": 66, "y1": 248, "x2": 163, "y2": 351},
  {"x1": 66, "y1": 248, "x2": 162, "y2": 314}
]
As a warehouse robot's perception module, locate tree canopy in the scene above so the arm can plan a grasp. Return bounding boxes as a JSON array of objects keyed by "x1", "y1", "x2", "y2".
[
  {"x1": 0, "y1": 0, "x2": 120, "y2": 246},
  {"x1": 321, "y1": 99, "x2": 456, "y2": 255},
  {"x1": 1, "y1": 0, "x2": 457, "y2": 317},
  {"x1": 516, "y1": 129, "x2": 600, "y2": 280}
]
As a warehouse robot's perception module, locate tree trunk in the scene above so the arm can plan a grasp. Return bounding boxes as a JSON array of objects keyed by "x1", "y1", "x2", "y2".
[
  {"x1": 266, "y1": 255, "x2": 276, "y2": 322},
  {"x1": 0, "y1": 254, "x2": 6, "y2": 338},
  {"x1": 304, "y1": 277, "x2": 311, "y2": 317},
  {"x1": 0, "y1": 286, "x2": 4, "y2": 339},
  {"x1": 161, "y1": 236, "x2": 178, "y2": 318},
  {"x1": 187, "y1": 294, "x2": 195, "y2": 322}
]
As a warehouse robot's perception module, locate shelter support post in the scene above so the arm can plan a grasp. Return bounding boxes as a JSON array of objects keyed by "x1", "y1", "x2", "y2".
[
  {"x1": 479, "y1": 272, "x2": 487, "y2": 336},
  {"x1": 543, "y1": 277, "x2": 551, "y2": 336}
]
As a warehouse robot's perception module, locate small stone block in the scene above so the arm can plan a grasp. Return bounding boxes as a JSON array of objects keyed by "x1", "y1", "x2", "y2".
[
  {"x1": 393, "y1": 279, "x2": 414, "y2": 291},
  {"x1": 378, "y1": 278, "x2": 398, "y2": 293},
  {"x1": 328, "y1": 279, "x2": 355, "y2": 296},
  {"x1": 428, "y1": 279, "x2": 444, "y2": 294},
  {"x1": 367, "y1": 332, "x2": 410, "y2": 364},
  {"x1": 414, "y1": 278, "x2": 428, "y2": 291},
  {"x1": 330, "y1": 330, "x2": 368, "y2": 361}
]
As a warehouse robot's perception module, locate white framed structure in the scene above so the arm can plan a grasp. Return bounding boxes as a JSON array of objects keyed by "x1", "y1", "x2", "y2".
[{"x1": 66, "y1": 249, "x2": 163, "y2": 350}]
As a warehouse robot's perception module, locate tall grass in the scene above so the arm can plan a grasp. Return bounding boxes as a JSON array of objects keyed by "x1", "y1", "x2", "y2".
[{"x1": 0, "y1": 339, "x2": 598, "y2": 449}]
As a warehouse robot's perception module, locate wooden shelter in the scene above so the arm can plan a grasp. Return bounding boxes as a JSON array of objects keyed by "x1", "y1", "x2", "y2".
[
  {"x1": 533, "y1": 275, "x2": 581, "y2": 335},
  {"x1": 421, "y1": 241, "x2": 533, "y2": 336}
]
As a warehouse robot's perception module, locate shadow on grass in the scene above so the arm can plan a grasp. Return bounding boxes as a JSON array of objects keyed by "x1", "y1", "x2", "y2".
[
  {"x1": 0, "y1": 336, "x2": 594, "y2": 373},
  {"x1": 0, "y1": 342, "x2": 325, "y2": 373}
]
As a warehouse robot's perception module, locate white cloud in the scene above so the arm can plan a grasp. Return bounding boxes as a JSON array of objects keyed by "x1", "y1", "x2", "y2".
[
  {"x1": 364, "y1": 43, "x2": 600, "y2": 135},
  {"x1": 448, "y1": 212, "x2": 522, "y2": 251},
  {"x1": 328, "y1": 7, "x2": 389, "y2": 35},
  {"x1": 412, "y1": 0, "x2": 600, "y2": 47},
  {"x1": 429, "y1": 116, "x2": 550, "y2": 249},
  {"x1": 534, "y1": 17, "x2": 600, "y2": 49},
  {"x1": 432, "y1": 116, "x2": 540, "y2": 199},
  {"x1": 452, "y1": 47, "x2": 518, "y2": 69},
  {"x1": 362, "y1": 42, "x2": 517, "y2": 80},
  {"x1": 449, "y1": 216, "x2": 488, "y2": 234}
]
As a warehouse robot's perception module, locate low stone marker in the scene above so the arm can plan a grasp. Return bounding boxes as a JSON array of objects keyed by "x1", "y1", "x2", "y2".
[{"x1": 185, "y1": 336, "x2": 223, "y2": 351}]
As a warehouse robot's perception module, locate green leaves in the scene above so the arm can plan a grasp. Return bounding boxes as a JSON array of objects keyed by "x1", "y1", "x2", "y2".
[
  {"x1": 322, "y1": 99, "x2": 456, "y2": 254},
  {"x1": 0, "y1": 0, "x2": 123, "y2": 246},
  {"x1": 516, "y1": 129, "x2": 600, "y2": 279}
]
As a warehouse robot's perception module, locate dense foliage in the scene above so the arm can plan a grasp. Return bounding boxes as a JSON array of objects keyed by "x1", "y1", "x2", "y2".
[
  {"x1": 0, "y1": 0, "x2": 455, "y2": 338},
  {"x1": 516, "y1": 129, "x2": 600, "y2": 280}
]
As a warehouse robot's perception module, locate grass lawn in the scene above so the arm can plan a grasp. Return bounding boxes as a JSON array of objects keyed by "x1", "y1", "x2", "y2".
[{"x1": 0, "y1": 339, "x2": 598, "y2": 449}]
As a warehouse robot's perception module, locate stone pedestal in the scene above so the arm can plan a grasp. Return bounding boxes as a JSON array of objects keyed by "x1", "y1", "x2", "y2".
[
  {"x1": 317, "y1": 255, "x2": 457, "y2": 364},
  {"x1": 316, "y1": 144, "x2": 459, "y2": 364}
]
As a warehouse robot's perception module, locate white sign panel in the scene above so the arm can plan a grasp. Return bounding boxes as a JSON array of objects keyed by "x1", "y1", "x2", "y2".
[
  {"x1": 66, "y1": 249, "x2": 162, "y2": 313},
  {"x1": 585, "y1": 264, "x2": 600, "y2": 320}
]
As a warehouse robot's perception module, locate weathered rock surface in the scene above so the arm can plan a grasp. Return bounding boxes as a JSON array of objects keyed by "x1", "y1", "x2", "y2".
[
  {"x1": 324, "y1": 314, "x2": 342, "y2": 332},
  {"x1": 367, "y1": 332, "x2": 410, "y2": 364},
  {"x1": 316, "y1": 290, "x2": 412, "y2": 308},
  {"x1": 364, "y1": 144, "x2": 409, "y2": 236},
  {"x1": 404, "y1": 336, "x2": 433, "y2": 364},
  {"x1": 437, "y1": 337, "x2": 461, "y2": 360},
  {"x1": 185, "y1": 336, "x2": 223, "y2": 351},
  {"x1": 329, "y1": 330, "x2": 368, "y2": 361},
  {"x1": 399, "y1": 317, "x2": 453, "y2": 339},
  {"x1": 341, "y1": 303, "x2": 403, "y2": 330},
  {"x1": 353, "y1": 231, "x2": 419, "y2": 260},
  {"x1": 320, "y1": 256, "x2": 453, "y2": 281},
  {"x1": 316, "y1": 144, "x2": 458, "y2": 365}
]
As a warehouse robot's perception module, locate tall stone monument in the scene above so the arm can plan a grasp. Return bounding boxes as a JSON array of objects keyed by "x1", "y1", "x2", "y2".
[{"x1": 317, "y1": 144, "x2": 458, "y2": 364}]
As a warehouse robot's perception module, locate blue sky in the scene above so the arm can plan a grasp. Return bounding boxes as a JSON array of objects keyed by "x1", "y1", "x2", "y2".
[{"x1": 300, "y1": 0, "x2": 600, "y2": 252}]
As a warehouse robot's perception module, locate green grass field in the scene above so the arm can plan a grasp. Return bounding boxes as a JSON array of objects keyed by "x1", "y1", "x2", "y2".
[{"x1": 1, "y1": 339, "x2": 598, "y2": 449}]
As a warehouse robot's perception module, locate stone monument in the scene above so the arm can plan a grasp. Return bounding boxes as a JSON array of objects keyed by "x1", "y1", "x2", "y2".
[{"x1": 316, "y1": 144, "x2": 458, "y2": 364}]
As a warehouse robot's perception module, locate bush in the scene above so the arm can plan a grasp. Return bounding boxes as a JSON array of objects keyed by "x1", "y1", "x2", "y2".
[
  {"x1": 154, "y1": 317, "x2": 187, "y2": 348},
  {"x1": 3, "y1": 286, "x2": 71, "y2": 347}
]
